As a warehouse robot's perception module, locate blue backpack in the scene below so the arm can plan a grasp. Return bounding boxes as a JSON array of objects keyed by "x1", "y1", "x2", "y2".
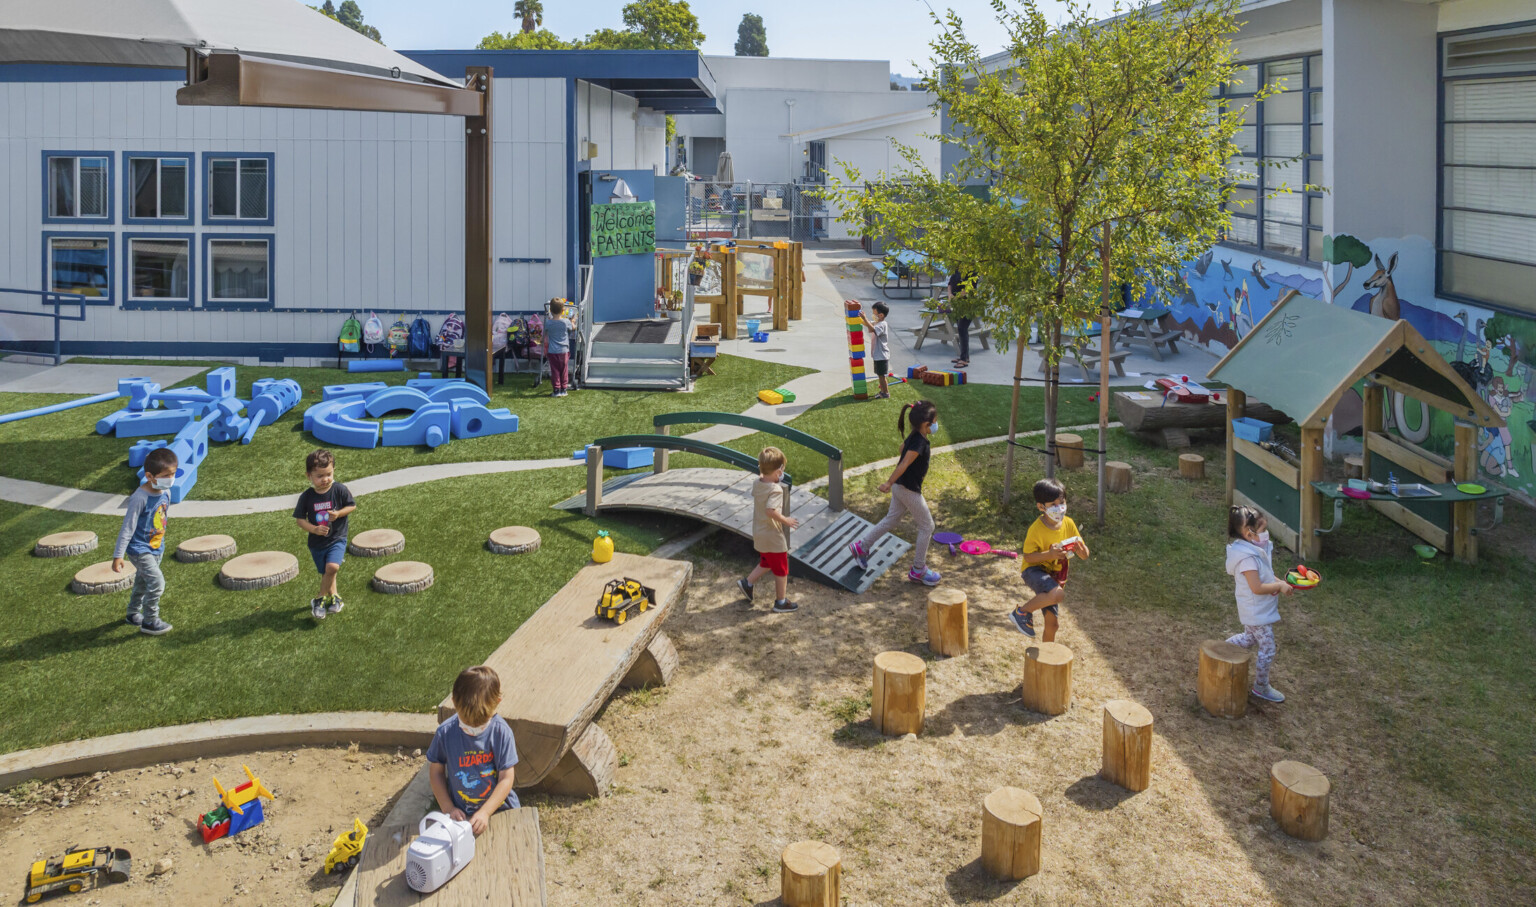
[{"x1": 408, "y1": 317, "x2": 433, "y2": 358}]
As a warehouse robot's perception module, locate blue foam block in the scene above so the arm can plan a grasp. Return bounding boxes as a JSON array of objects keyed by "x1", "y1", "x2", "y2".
[
  {"x1": 427, "y1": 382, "x2": 491, "y2": 406},
  {"x1": 593, "y1": 446, "x2": 653, "y2": 469},
  {"x1": 127, "y1": 439, "x2": 169, "y2": 468},
  {"x1": 405, "y1": 377, "x2": 467, "y2": 389},
  {"x1": 348, "y1": 359, "x2": 406, "y2": 373},
  {"x1": 312, "y1": 398, "x2": 379, "y2": 449},
  {"x1": 381, "y1": 402, "x2": 450, "y2": 448},
  {"x1": 114, "y1": 408, "x2": 195, "y2": 438},
  {"x1": 171, "y1": 420, "x2": 209, "y2": 467},
  {"x1": 96, "y1": 409, "x2": 130, "y2": 435},
  {"x1": 450, "y1": 401, "x2": 518, "y2": 439},
  {"x1": 119, "y1": 379, "x2": 161, "y2": 411},
  {"x1": 206, "y1": 366, "x2": 236, "y2": 399},
  {"x1": 364, "y1": 386, "x2": 431, "y2": 417},
  {"x1": 322, "y1": 382, "x2": 388, "y2": 402}
]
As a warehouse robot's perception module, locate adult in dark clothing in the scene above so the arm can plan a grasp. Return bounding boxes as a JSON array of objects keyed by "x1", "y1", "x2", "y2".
[{"x1": 948, "y1": 268, "x2": 976, "y2": 367}]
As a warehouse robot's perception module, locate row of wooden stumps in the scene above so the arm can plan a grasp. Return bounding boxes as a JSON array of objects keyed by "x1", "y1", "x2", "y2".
[{"x1": 1054, "y1": 432, "x2": 1206, "y2": 486}]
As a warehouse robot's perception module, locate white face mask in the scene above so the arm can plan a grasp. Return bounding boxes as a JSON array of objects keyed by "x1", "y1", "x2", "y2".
[
  {"x1": 1257, "y1": 530, "x2": 1270, "y2": 546},
  {"x1": 150, "y1": 475, "x2": 175, "y2": 492},
  {"x1": 459, "y1": 719, "x2": 488, "y2": 737},
  {"x1": 928, "y1": 421, "x2": 938, "y2": 435},
  {"x1": 1046, "y1": 503, "x2": 1067, "y2": 522}
]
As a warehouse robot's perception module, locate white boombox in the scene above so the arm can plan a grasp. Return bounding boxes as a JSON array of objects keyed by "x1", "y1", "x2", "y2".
[{"x1": 404, "y1": 812, "x2": 475, "y2": 893}]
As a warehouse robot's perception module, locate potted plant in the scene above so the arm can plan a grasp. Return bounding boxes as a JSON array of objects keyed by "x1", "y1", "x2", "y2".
[
  {"x1": 670, "y1": 290, "x2": 684, "y2": 310},
  {"x1": 688, "y1": 258, "x2": 707, "y2": 286}
]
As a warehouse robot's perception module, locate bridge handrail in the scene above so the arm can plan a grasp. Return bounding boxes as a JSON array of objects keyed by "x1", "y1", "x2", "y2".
[
  {"x1": 0, "y1": 287, "x2": 89, "y2": 366},
  {"x1": 583, "y1": 434, "x2": 791, "y2": 518},
  {"x1": 651, "y1": 411, "x2": 841, "y2": 461}
]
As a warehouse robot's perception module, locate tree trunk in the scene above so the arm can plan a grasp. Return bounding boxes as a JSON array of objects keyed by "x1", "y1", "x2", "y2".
[
  {"x1": 1198, "y1": 639, "x2": 1251, "y2": 718},
  {"x1": 1043, "y1": 318, "x2": 1062, "y2": 480},
  {"x1": 1054, "y1": 433, "x2": 1084, "y2": 469},
  {"x1": 1271, "y1": 761, "x2": 1330, "y2": 841},
  {"x1": 872, "y1": 651, "x2": 926, "y2": 735},
  {"x1": 1021, "y1": 642, "x2": 1073, "y2": 715},
  {"x1": 980, "y1": 787, "x2": 1043, "y2": 880},
  {"x1": 1002, "y1": 339, "x2": 1027, "y2": 507},
  {"x1": 1101, "y1": 699, "x2": 1154, "y2": 792},
  {"x1": 1098, "y1": 231, "x2": 1112, "y2": 526}
]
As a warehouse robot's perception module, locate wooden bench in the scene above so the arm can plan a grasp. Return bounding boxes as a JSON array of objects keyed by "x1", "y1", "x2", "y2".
[
  {"x1": 437, "y1": 552, "x2": 693, "y2": 798},
  {"x1": 1033, "y1": 332, "x2": 1129, "y2": 379},
  {"x1": 356, "y1": 807, "x2": 547, "y2": 906}
]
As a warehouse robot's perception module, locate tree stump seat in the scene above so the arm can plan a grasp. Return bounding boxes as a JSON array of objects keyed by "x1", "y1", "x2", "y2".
[
  {"x1": 1022, "y1": 642, "x2": 1074, "y2": 715},
  {"x1": 218, "y1": 551, "x2": 299, "y2": 590},
  {"x1": 981, "y1": 787, "x2": 1043, "y2": 880},
  {"x1": 1271, "y1": 760, "x2": 1330, "y2": 841},
  {"x1": 872, "y1": 651, "x2": 926, "y2": 735},
  {"x1": 488, "y1": 526, "x2": 541, "y2": 555},
  {"x1": 35, "y1": 531, "x2": 97, "y2": 558},
  {"x1": 71, "y1": 560, "x2": 134, "y2": 595},
  {"x1": 781, "y1": 841, "x2": 841, "y2": 907},
  {"x1": 926, "y1": 587, "x2": 969, "y2": 657},
  {"x1": 348, "y1": 528, "x2": 405, "y2": 557},
  {"x1": 175, "y1": 534, "x2": 237, "y2": 563},
  {"x1": 1198, "y1": 639, "x2": 1252, "y2": 718},
  {"x1": 1179, "y1": 453, "x2": 1205, "y2": 479},
  {"x1": 372, "y1": 561, "x2": 434, "y2": 594}
]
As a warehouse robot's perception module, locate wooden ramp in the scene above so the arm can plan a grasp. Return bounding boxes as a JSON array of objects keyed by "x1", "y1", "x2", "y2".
[
  {"x1": 356, "y1": 806, "x2": 546, "y2": 906},
  {"x1": 555, "y1": 468, "x2": 910, "y2": 593}
]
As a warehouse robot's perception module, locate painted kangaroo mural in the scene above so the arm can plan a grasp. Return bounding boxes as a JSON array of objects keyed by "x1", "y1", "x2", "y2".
[{"x1": 1363, "y1": 252, "x2": 1401, "y2": 321}]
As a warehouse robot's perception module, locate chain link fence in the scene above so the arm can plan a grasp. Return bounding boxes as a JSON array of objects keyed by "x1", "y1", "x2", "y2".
[{"x1": 685, "y1": 181, "x2": 832, "y2": 243}]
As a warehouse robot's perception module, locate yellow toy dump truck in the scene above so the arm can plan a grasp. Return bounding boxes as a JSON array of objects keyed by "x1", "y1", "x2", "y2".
[
  {"x1": 596, "y1": 577, "x2": 654, "y2": 624},
  {"x1": 324, "y1": 818, "x2": 369, "y2": 874},
  {"x1": 25, "y1": 846, "x2": 130, "y2": 903}
]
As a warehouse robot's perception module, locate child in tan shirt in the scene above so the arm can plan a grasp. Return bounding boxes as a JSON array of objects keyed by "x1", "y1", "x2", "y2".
[{"x1": 738, "y1": 447, "x2": 800, "y2": 612}]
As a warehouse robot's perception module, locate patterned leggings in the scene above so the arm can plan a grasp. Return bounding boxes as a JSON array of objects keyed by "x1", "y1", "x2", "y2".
[{"x1": 1226, "y1": 625, "x2": 1276, "y2": 689}]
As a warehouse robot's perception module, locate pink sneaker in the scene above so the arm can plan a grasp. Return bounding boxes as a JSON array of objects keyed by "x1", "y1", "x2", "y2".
[
  {"x1": 908, "y1": 566, "x2": 941, "y2": 586},
  {"x1": 848, "y1": 540, "x2": 870, "y2": 569}
]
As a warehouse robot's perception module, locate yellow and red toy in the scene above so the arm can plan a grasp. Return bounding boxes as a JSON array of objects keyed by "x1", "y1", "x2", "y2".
[
  {"x1": 596, "y1": 577, "x2": 654, "y2": 624},
  {"x1": 25, "y1": 846, "x2": 130, "y2": 903},
  {"x1": 324, "y1": 818, "x2": 369, "y2": 875},
  {"x1": 198, "y1": 764, "x2": 276, "y2": 843}
]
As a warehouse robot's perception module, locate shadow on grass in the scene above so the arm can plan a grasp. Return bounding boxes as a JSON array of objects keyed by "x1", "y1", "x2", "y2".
[
  {"x1": 943, "y1": 857, "x2": 1027, "y2": 902},
  {"x1": 1063, "y1": 772, "x2": 1139, "y2": 811},
  {"x1": 927, "y1": 690, "x2": 1047, "y2": 738}
]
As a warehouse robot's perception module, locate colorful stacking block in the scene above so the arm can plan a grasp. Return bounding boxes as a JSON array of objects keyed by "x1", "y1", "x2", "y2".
[
  {"x1": 758, "y1": 390, "x2": 784, "y2": 406},
  {"x1": 907, "y1": 365, "x2": 929, "y2": 379},
  {"x1": 775, "y1": 388, "x2": 796, "y2": 403}
]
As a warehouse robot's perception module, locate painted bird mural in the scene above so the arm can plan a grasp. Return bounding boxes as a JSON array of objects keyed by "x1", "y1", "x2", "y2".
[{"x1": 1250, "y1": 260, "x2": 1270, "y2": 290}]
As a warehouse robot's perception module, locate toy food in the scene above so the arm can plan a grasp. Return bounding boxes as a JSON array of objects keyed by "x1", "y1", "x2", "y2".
[{"x1": 1285, "y1": 565, "x2": 1321, "y2": 588}]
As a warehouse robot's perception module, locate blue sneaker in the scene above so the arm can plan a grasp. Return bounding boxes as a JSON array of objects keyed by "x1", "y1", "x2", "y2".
[
  {"x1": 1009, "y1": 609, "x2": 1036, "y2": 637},
  {"x1": 908, "y1": 566, "x2": 941, "y2": 586},
  {"x1": 848, "y1": 540, "x2": 870, "y2": 570},
  {"x1": 139, "y1": 618, "x2": 172, "y2": 636},
  {"x1": 125, "y1": 612, "x2": 143, "y2": 628},
  {"x1": 1251, "y1": 685, "x2": 1285, "y2": 703}
]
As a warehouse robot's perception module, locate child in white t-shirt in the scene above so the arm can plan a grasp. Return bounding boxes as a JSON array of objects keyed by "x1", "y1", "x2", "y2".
[{"x1": 859, "y1": 301, "x2": 892, "y2": 399}]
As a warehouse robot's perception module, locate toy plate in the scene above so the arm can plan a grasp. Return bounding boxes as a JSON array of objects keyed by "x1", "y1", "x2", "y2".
[
  {"x1": 1343, "y1": 487, "x2": 1371, "y2": 499},
  {"x1": 1456, "y1": 483, "x2": 1486, "y2": 494},
  {"x1": 1285, "y1": 570, "x2": 1321, "y2": 589}
]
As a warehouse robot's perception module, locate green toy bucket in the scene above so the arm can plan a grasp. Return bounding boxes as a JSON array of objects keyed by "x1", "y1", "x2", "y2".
[{"x1": 1413, "y1": 544, "x2": 1437, "y2": 560}]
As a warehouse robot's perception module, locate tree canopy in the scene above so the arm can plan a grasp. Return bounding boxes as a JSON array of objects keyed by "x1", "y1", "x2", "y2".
[
  {"x1": 735, "y1": 13, "x2": 768, "y2": 56},
  {"x1": 581, "y1": 0, "x2": 705, "y2": 50},
  {"x1": 514, "y1": 0, "x2": 545, "y2": 34},
  {"x1": 478, "y1": 28, "x2": 572, "y2": 50}
]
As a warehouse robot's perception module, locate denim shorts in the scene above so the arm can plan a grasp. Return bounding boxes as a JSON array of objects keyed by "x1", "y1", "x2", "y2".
[
  {"x1": 311, "y1": 537, "x2": 347, "y2": 574},
  {"x1": 1022, "y1": 566, "x2": 1061, "y2": 615}
]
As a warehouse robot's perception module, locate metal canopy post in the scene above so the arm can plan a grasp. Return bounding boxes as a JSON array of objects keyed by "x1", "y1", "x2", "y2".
[{"x1": 464, "y1": 67, "x2": 494, "y2": 392}]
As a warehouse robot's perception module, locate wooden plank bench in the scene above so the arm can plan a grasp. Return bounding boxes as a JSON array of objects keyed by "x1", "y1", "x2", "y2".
[
  {"x1": 437, "y1": 552, "x2": 692, "y2": 799},
  {"x1": 356, "y1": 807, "x2": 546, "y2": 906}
]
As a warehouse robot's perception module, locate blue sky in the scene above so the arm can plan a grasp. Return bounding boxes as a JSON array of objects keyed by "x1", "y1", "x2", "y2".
[{"x1": 358, "y1": 0, "x2": 1104, "y2": 78}]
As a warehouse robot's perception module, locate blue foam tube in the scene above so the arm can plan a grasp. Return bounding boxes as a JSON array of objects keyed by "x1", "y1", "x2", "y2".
[
  {"x1": 348, "y1": 359, "x2": 406, "y2": 373},
  {"x1": 0, "y1": 390, "x2": 122, "y2": 425}
]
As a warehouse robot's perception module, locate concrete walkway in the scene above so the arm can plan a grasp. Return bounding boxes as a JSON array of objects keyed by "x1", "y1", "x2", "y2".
[{"x1": 0, "y1": 360, "x2": 205, "y2": 393}]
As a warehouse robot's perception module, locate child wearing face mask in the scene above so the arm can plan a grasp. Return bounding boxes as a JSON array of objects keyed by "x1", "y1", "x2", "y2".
[
  {"x1": 111, "y1": 446, "x2": 179, "y2": 636},
  {"x1": 1225, "y1": 504, "x2": 1292, "y2": 703},
  {"x1": 849, "y1": 400, "x2": 942, "y2": 586},
  {"x1": 1011, "y1": 477, "x2": 1090, "y2": 641}
]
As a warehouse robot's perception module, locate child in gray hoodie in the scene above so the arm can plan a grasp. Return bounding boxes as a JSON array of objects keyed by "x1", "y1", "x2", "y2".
[{"x1": 1225, "y1": 505, "x2": 1293, "y2": 702}]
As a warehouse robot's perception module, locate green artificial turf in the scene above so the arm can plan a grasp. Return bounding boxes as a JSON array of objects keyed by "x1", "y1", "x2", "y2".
[{"x1": 0, "y1": 355, "x2": 811, "y2": 499}]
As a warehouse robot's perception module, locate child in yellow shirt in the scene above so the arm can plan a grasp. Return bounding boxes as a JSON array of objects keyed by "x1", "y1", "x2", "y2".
[{"x1": 1011, "y1": 478, "x2": 1090, "y2": 641}]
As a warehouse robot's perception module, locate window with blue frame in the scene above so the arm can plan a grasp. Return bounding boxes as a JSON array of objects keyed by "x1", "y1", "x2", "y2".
[
  {"x1": 204, "y1": 154, "x2": 273, "y2": 225},
  {"x1": 126, "y1": 236, "x2": 192, "y2": 305},
  {"x1": 1215, "y1": 55, "x2": 1324, "y2": 263},
  {"x1": 206, "y1": 236, "x2": 272, "y2": 306},
  {"x1": 44, "y1": 153, "x2": 112, "y2": 222},
  {"x1": 125, "y1": 154, "x2": 192, "y2": 224},
  {"x1": 45, "y1": 234, "x2": 113, "y2": 301}
]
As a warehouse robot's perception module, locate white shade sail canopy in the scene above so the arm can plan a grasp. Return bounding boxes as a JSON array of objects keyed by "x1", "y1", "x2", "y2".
[{"x1": 0, "y1": 0, "x2": 458, "y2": 87}]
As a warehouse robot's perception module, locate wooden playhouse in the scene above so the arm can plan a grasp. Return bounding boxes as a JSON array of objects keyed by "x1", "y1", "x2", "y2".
[{"x1": 1208, "y1": 292, "x2": 1506, "y2": 564}]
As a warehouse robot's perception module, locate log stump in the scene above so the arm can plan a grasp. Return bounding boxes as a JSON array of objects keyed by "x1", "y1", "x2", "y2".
[
  {"x1": 1178, "y1": 453, "x2": 1205, "y2": 480},
  {"x1": 71, "y1": 560, "x2": 135, "y2": 595},
  {"x1": 174, "y1": 534, "x2": 237, "y2": 563},
  {"x1": 872, "y1": 651, "x2": 926, "y2": 736},
  {"x1": 372, "y1": 561, "x2": 435, "y2": 594},
  {"x1": 347, "y1": 528, "x2": 405, "y2": 557},
  {"x1": 218, "y1": 552, "x2": 300, "y2": 591},
  {"x1": 1101, "y1": 699, "x2": 1154, "y2": 792},
  {"x1": 926, "y1": 587, "x2": 969, "y2": 657},
  {"x1": 1055, "y1": 433, "x2": 1084, "y2": 470},
  {"x1": 1344, "y1": 455, "x2": 1364, "y2": 479},
  {"x1": 35, "y1": 531, "x2": 97, "y2": 558},
  {"x1": 1271, "y1": 761, "x2": 1330, "y2": 841},
  {"x1": 980, "y1": 787, "x2": 1042, "y2": 880},
  {"x1": 487, "y1": 525, "x2": 541, "y2": 555},
  {"x1": 1021, "y1": 642, "x2": 1073, "y2": 716},
  {"x1": 781, "y1": 841, "x2": 841, "y2": 907},
  {"x1": 619, "y1": 632, "x2": 679, "y2": 689},
  {"x1": 1198, "y1": 640, "x2": 1252, "y2": 719},
  {"x1": 1105, "y1": 461, "x2": 1133, "y2": 493}
]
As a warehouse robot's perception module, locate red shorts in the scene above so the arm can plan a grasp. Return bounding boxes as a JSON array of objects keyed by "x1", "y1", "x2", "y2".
[{"x1": 758, "y1": 551, "x2": 789, "y2": 577}]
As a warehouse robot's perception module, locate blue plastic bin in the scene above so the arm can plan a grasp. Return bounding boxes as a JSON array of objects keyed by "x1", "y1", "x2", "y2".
[
  {"x1": 1231, "y1": 417, "x2": 1272, "y2": 444},
  {"x1": 751, "y1": 331, "x2": 769, "y2": 342},
  {"x1": 746, "y1": 319, "x2": 761, "y2": 334}
]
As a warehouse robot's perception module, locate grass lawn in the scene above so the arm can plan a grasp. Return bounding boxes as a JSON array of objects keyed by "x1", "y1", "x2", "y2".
[{"x1": 0, "y1": 354, "x2": 812, "y2": 499}]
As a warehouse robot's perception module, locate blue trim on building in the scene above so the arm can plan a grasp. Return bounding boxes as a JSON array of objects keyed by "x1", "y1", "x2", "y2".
[
  {"x1": 0, "y1": 64, "x2": 182, "y2": 82},
  {"x1": 567, "y1": 77, "x2": 578, "y2": 303},
  {"x1": 41, "y1": 231, "x2": 114, "y2": 306},
  {"x1": 200, "y1": 152, "x2": 276, "y2": 227},
  {"x1": 41, "y1": 150, "x2": 114, "y2": 225},
  {"x1": 202, "y1": 233, "x2": 276, "y2": 311},
  {"x1": 402, "y1": 50, "x2": 720, "y2": 113},
  {"x1": 121, "y1": 152, "x2": 196, "y2": 226},
  {"x1": 122, "y1": 233, "x2": 197, "y2": 311}
]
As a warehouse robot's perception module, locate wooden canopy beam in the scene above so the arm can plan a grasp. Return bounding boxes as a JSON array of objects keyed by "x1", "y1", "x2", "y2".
[{"x1": 177, "y1": 52, "x2": 483, "y2": 116}]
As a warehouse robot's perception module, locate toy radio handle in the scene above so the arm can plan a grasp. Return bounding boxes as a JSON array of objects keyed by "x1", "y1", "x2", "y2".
[{"x1": 419, "y1": 812, "x2": 472, "y2": 868}]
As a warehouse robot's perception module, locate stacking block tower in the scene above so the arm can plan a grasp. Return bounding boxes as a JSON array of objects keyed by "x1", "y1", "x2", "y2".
[{"x1": 844, "y1": 300, "x2": 869, "y2": 401}]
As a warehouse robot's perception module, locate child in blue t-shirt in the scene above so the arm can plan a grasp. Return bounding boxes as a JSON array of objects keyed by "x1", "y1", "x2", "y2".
[
  {"x1": 428, "y1": 666, "x2": 519, "y2": 836},
  {"x1": 111, "y1": 446, "x2": 179, "y2": 636}
]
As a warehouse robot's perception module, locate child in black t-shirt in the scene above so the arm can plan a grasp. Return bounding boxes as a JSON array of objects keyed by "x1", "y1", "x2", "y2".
[
  {"x1": 293, "y1": 448, "x2": 357, "y2": 621},
  {"x1": 848, "y1": 400, "x2": 941, "y2": 586}
]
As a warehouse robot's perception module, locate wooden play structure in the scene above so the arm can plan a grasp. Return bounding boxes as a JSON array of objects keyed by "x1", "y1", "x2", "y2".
[
  {"x1": 436, "y1": 552, "x2": 693, "y2": 798},
  {"x1": 357, "y1": 806, "x2": 547, "y2": 906},
  {"x1": 668, "y1": 241, "x2": 804, "y2": 339},
  {"x1": 1208, "y1": 292, "x2": 1506, "y2": 564}
]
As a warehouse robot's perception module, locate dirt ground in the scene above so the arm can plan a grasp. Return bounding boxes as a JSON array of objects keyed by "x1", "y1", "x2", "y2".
[
  {"x1": 0, "y1": 745, "x2": 420, "y2": 907},
  {"x1": 522, "y1": 538, "x2": 1519, "y2": 907}
]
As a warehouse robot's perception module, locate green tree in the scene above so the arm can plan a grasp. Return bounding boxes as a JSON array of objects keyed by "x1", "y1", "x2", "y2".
[
  {"x1": 580, "y1": 0, "x2": 704, "y2": 50},
  {"x1": 514, "y1": 0, "x2": 545, "y2": 34},
  {"x1": 478, "y1": 28, "x2": 572, "y2": 50},
  {"x1": 735, "y1": 13, "x2": 768, "y2": 56},
  {"x1": 1484, "y1": 312, "x2": 1536, "y2": 375},
  {"x1": 312, "y1": 0, "x2": 382, "y2": 42},
  {"x1": 824, "y1": 0, "x2": 1256, "y2": 512},
  {"x1": 1322, "y1": 234, "x2": 1373, "y2": 304}
]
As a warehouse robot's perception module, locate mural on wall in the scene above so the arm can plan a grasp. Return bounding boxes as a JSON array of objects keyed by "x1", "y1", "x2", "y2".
[{"x1": 1172, "y1": 233, "x2": 1536, "y2": 503}]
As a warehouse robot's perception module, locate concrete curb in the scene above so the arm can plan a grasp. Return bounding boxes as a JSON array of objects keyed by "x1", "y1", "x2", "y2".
[{"x1": 0, "y1": 711, "x2": 438, "y2": 789}]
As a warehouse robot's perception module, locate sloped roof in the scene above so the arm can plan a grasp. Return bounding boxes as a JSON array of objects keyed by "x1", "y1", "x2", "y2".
[{"x1": 1206, "y1": 291, "x2": 1503, "y2": 429}]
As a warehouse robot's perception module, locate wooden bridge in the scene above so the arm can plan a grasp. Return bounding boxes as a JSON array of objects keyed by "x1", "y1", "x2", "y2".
[{"x1": 555, "y1": 412, "x2": 910, "y2": 593}]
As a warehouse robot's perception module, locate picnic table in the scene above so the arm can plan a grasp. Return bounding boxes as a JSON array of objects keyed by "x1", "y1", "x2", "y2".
[
  {"x1": 1031, "y1": 325, "x2": 1128, "y2": 379},
  {"x1": 872, "y1": 250, "x2": 942, "y2": 299},
  {"x1": 911, "y1": 308, "x2": 994, "y2": 352},
  {"x1": 1113, "y1": 307, "x2": 1182, "y2": 360}
]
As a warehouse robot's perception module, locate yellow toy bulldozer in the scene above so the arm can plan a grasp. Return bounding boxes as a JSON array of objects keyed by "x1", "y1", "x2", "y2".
[
  {"x1": 595, "y1": 577, "x2": 655, "y2": 624},
  {"x1": 26, "y1": 846, "x2": 130, "y2": 903},
  {"x1": 324, "y1": 818, "x2": 369, "y2": 875}
]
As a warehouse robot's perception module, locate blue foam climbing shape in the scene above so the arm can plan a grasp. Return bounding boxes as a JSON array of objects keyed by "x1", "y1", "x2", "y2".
[
  {"x1": 426, "y1": 382, "x2": 491, "y2": 406},
  {"x1": 312, "y1": 398, "x2": 379, "y2": 449},
  {"x1": 171, "y1": 420, "x2": 209, "y2": 467},
  {"x1": 119, "y1": 379, "x2": 161, "y2": 411},
  {"x1": 114, "y1": 408, "x2": 195, "y2": 438},
  {"x1": 127, "y1": 440, "x2": 169, "y2": 468},
  {"x1": 449, "y1": 401, "x2": 518, "y2": 439},
  {"x1": 206, "y1": 366, "x2": 236, "y2": 399},
  {"x1": 364, "y1": 386, "x2": 432, "y2": 417},
  {"x1": 573, "y1": 447, "x2": 654, "y2": 469},
  {"x1": 348, "y1": 359, "x2": 405, "y2": 372},
  {"x1": 381, "y1": 402, "x2": 450, "y2": 448},
  {"x1": 96, "y1": 409, "x2": 130, "y2": 436},
  {"x1": 322, "y1": 382, "x2": 388, "y2": 402},
  {"x1": 406, "y1": 376, "x2": 470, "y2": 389}
]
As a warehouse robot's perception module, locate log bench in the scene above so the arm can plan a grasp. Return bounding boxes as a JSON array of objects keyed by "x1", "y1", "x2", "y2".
[{"x1": 437, "y1": 552, "x2": 693, "y2": 799}]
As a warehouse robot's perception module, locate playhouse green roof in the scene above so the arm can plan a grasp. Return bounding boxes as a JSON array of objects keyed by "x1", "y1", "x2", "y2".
[{"x1": 1205, "y1": 292, "x2": 1502, "y2": 429}]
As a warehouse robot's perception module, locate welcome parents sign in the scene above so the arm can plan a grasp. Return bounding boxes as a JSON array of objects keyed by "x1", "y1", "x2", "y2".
[{"x1": 590, "y1": 201, "x2": 656, "y2": 258}]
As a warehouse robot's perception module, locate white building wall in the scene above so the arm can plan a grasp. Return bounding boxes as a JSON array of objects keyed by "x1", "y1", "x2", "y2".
[
  {"x1": 0, "y1": 73, "x2": 570, "y2": 364},
  {"x1": 575, "y1": 82, "x2": 667, "y2": 175}
]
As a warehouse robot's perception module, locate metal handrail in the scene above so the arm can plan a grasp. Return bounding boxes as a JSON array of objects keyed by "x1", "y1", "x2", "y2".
[
  {"x1": 582, "y1": 433, "x2": 792, "y2": 517},
  {"x1": 0, "y1": 287, "x2": 89, "y2": 365},
  {"x1": 650, "y1": 410, "x2": 844, "y2": 511}
]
